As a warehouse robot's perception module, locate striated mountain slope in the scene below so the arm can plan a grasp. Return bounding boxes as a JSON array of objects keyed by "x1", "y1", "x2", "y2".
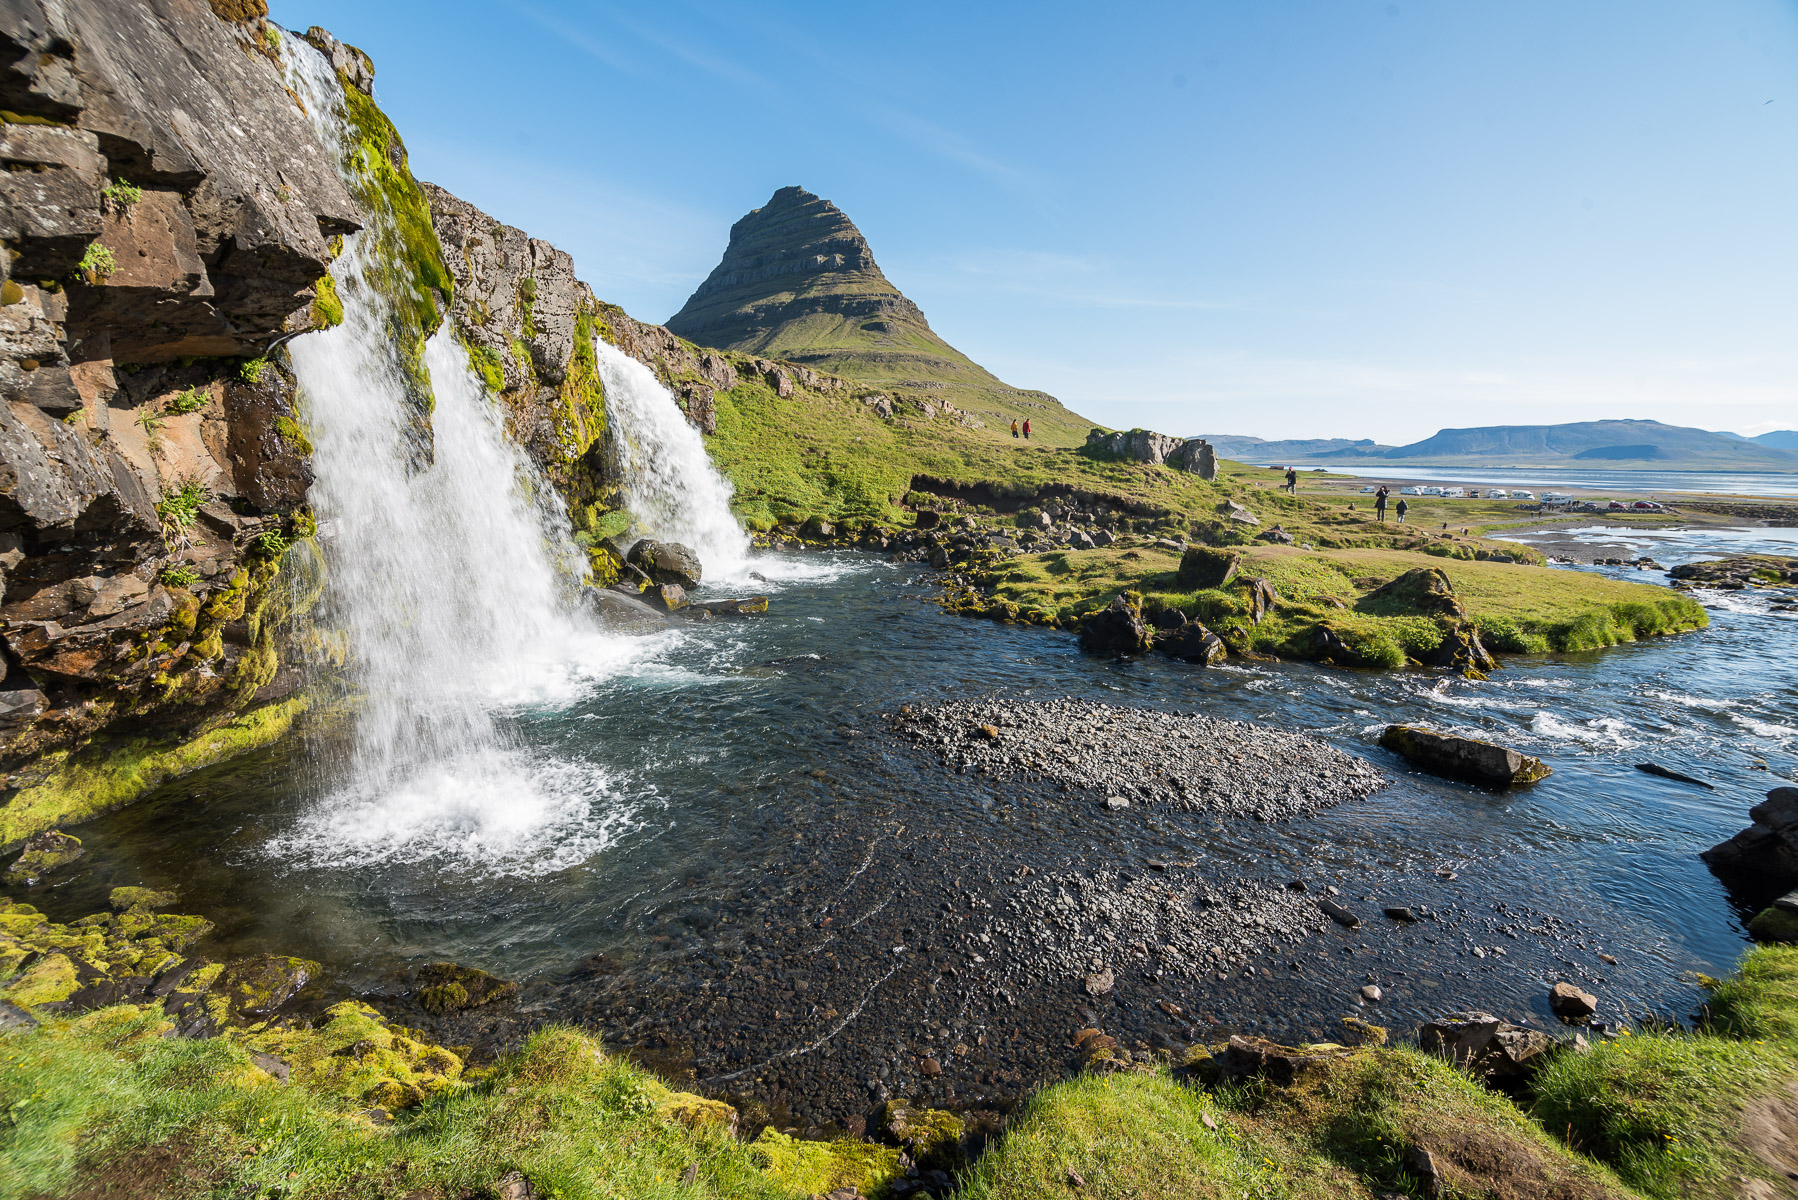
[{"x1": 665, "y1": 186, "x2": 1094, "y2": 445}]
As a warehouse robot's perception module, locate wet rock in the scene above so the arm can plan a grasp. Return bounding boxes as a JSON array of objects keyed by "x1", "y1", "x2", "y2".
[
  {"x1": 1079, "y1": 593, "x2": 1153, "y2": 656},
  {"x1": 1418, "y1": 1011, "x2": 1555, "y2": 1081},
  {"x1": 1748, "y1": 892, "x2": 1798, "y2": 943},
  {"x1": 683, "y1": 596, "x2": 770, "y2": 619},
  {"x1": 1635, "y1": 762, "x2": 1713, "y2": 790},
  {"x1": 4, "y1": 829, "x2": 86, "y2": 886},
  {"x1": 1157, "y1": 623, "x2": 1227, "y2": 665},
  {"x1": 1321, "y1": 899, "x2": 1361, "y2": 929},
  {"x1": 1084, "y1": 969, "x2": 1115, "y2": 996},
  {"x1": 1378, "y1": 724, "x2": 1551, "y2": 786},
  {"x1": 1103, "y1": 796, "x2": 1130, "y2": 811},
  {"x1": 1548, "y1": 982, "x2": 1597, "y2": 1023},
  {"x1": 1419, "y1": 623, "x2": 1498, "y2": 677},
  {"x1": 1360, "y1": 985, "x2": 1383, "y2": 1003},
  {"x1": 109, "y1": 886, "x2": 178, "y2": 913},
  {"x1": 417, "y1": 962, "x2": 519, "y2": 1014},
  {"x1": 1220, "y1": 1035, "x2": 1353, "y2": 1085},
  {"x1": 653, "y1": 582, "x2": 691, "y2": 612},
  {"x1": 214, "y1": 955, "x2": 319, "y2": 1021},
  {"x1": 1701, "y1": 787, "x2": 1798, "y2": 900},
  {"x1": 626, "y1": 539, "x2": 702, "y2": 588},
  {"x1": 586, "y1": 588, "x2": 669, "y2": 634},
  {"x1": 1383, "y1": 906, "x2": 1418, "y2": 923}
]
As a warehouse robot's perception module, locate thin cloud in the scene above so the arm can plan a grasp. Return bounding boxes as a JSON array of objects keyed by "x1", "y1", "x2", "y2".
[
  {"x1": 511, "y1": 2, "x2": 644, "y2": 75},
  {"x1": 599, "y1": 6, "x2": 774, "y2": 91}
]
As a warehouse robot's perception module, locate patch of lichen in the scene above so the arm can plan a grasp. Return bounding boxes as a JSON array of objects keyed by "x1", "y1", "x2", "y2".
[
  {"x1": 0, "y1": 696, "x2": 310, "y2": 848},
  {"x1": 465, "y1": 337, "x2": 505, "y2": 393},
  {"x1": 241, "y1": 999, "x2": 466, "y2": 1109},
  {"x1": 335, "y1": 78, "x2": 452, "y2": 412}
]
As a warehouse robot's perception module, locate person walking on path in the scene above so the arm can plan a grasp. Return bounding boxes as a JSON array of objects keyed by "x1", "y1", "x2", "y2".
[
  {"x1": 1022, "y1": 418, "x2": 1031, "y2": 440},
  {"x1": 1375, "y1": 485, "x2": 1389, "y2": 521},
  {"x1": 1285, "y1": 467, "x2": 1298, "y2": 494},
  {"x1": 1011, "y1": 419, "x2": 1020, "y2": 438},
  {"x1": 1395, "y1": 498, "x2": 1408, "y2": 523}
]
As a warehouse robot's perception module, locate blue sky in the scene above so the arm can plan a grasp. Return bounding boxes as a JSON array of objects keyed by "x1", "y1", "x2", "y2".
[{"x1": 270, "y1": 0, "x2": 1798, "y2": 444}]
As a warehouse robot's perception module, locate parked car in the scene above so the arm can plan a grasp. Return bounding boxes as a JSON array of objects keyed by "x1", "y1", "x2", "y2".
[
  {"x1": 1400, "y1": 486, "x2": 1423, "y2": 495},
  {"x1": 1632, "y1": 500, "x2": 1664, "y2": 511},
  {"x1": 1360, "y1": 485, "x2": 1379, "y2": 493}
]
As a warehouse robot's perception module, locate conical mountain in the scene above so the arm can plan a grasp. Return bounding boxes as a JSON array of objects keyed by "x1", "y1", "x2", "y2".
[{"x1": 666, "y1": 186, "x2": 1090, "y2": 442}]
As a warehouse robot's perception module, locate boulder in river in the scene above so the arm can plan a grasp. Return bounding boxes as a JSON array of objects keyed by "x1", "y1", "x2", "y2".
[
  {"x1": 1157, "y1": 623, "x2": 1227, "y2": 665},
  {"x1": 3, "y1": 831, "x2": 86, "y2": 888},
  {"x1": 1702, "y1": 787, "x2": 1798, "y2": 902},
  {"x1": 1548, "y1": 982, "x2": 1598, "y2": 1023},
  {"x1": 586, "y1": 588, "x2": 669, "y2": 634},
  {"x1": 685, "y1": 597, "x2": 770, "y2": 619},
  {"x1": 1418, "y1": 1011, "x2": 1555, "y2": 1082},
  {"x1": 1079, "y1": 593, "x2": 1153, "y2": 656},
  {"x1": 626, "y1": 539, "x2": 702, "y2": 588},
  {"x1": 1378, "y1": 724, "x2": 1551, "y2": 786},
  {"x1": 653, "y1": 582, "x2": 690, "y2": 612}
]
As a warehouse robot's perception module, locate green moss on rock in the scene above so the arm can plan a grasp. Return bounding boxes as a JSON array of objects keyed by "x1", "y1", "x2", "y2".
[
  {"x1": 0, "y1": 696, "x2": 310, "y2": 849},
  {"x1": 3, "y1": 952, "x2": 77, "y2": 1008},
  {"x1": 750, "y1": 1127, "x2": 904, "y2": 1197},
  {"x1": 1748, "y1": 905, "x2": 1798, "y2": 944}
]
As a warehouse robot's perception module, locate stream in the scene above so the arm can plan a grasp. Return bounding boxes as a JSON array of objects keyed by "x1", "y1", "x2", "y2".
[{"x1": 20, "y1": 523, "x2": 1797, "y2": 1126}]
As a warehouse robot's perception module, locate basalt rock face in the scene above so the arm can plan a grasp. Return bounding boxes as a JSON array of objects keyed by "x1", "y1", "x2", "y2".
[
  {"x1": 666, "y1": 185, "x2": 1084, "y2": 441},
  {"x1": 1083, "y1": 428, "x2": 1218, "y2": 480},
  {"x1": 0, "y1": 2, "x2": 359, "y2": 843}
]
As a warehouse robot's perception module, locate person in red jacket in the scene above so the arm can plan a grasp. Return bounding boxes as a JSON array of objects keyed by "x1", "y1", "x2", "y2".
[{"x1": 1022, "y1": 418, "x2": 1031, "y2": 440}]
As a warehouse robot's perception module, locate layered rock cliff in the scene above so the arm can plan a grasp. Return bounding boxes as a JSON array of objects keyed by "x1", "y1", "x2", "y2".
[
  {"x1": 0, "y1": 0, "x2": 360, "y2": 842},
  {"x1": 665, "y1": 186, "x2": 1092, "y2": 444}
]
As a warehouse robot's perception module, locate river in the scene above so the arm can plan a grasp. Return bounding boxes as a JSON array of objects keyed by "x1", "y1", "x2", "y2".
[{"x1": 21, "y1": 523, "x2": 1798, "y2": 1126}]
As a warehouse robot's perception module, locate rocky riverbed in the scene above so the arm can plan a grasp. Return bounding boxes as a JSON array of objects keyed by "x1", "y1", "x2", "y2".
[{"x1": 890, "y1": 698, "x2": 1387, "y2": 819}]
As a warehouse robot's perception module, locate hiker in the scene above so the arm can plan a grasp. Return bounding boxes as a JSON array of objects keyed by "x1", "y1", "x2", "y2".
[
  {"x1": 1022, "y1": 418, "x2": 1031, "y2": 440},
  {"x1": 1011, "y1": 419, "x2": 1020, "y2": 438},
  {"x1": 1285, "y1": 467, "x2": 1297, "y2": 494},
  {"x1": 1395, "y1": 498, "x2": 1408, "y2": 523},
  {"x1": 1375, "y1": 485, "x2": 1389, "y2": 521}
]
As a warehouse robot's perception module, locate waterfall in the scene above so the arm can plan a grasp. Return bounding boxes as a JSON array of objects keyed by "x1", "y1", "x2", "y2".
[
  {"x1": 595, "y1": 339, "x2": 751, "y2": 580},
  {"x1": 265, "y1": 33, "x2": 633, "y2": 874}
]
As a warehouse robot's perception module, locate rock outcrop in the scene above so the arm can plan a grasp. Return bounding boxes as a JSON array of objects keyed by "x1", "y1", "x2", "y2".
[
  {"x1": 1084, "y1": 429, "x2": 1218, "y2": 480},
  {"x1": 1378, "y1": 725, "x2": 1551, "y2": 786},
  {"x1": 1702, "y1": 787, "x2": 1798, "y2": 905},
  {"x1": 0, "y1": 1, "x2": 362, "y2": 842}
]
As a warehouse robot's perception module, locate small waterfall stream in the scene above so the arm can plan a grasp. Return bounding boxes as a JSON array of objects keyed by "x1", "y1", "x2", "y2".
[
  {"x1": 594, "y1": 339, "x2": 751, "y2": 580},
  {"x1": 269, "y1": 34, "x2": 636, "y2": 873}
]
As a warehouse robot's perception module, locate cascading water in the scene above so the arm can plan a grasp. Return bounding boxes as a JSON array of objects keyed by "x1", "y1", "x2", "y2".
[
  {"x1": 595, "y1": 340, "x2": 751, "y2": 579},
  {"x1": 267, "y1": 33, "x2": 636, "y2": 873}
]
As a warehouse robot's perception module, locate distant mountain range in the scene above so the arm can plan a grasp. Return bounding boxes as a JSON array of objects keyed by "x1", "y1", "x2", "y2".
[{"x1": 1198, "y1": 420, "x2": 1798, "y2": 472}]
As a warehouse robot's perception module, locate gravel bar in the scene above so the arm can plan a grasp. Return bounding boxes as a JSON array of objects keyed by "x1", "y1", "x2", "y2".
[{"x1": 892, "y1": 697, "x2": 1386, "y2": 819}]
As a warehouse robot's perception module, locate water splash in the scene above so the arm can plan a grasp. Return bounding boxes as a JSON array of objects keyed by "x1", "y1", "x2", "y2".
[
  {"x1": 594, "y1": 338, "x2": 751, "y2": 580},
  {"x1": 268, "y1": 34, "x2": 634, "y2": 873}
]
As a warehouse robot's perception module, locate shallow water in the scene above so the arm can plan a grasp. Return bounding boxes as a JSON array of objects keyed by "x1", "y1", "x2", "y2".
[{"x1": 21, "y1": 525, "x2": 1798, "y2": 1121}]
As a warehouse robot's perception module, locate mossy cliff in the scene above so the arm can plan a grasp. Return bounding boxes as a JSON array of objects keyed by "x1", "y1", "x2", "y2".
[{"x1": 0, "y1": 2, "x2": 368, "y2": 845}]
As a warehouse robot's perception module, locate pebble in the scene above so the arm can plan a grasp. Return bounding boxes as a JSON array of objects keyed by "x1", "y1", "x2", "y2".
[
  {"x1": 1383, "y1": 907, "x2": 1418, "y2": 923},
  {"x1": 1360, "y1": 984, "x2": 1383, "y2": 1002},
  {"x1": 1104, "y1": 796, "x2": 1130, "y2": 811}
]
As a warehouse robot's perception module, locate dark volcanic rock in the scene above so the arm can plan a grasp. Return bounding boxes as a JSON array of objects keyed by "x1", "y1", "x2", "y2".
[
  {"x1": 1157, "y1": 623, "x2": 1227, "y2": 665},
  {"x1": 585, "y1": 588, "x2": 668, "y2": 634},
  {"x1": 1702, "y1": 787, "x2": 1798, "y2": 902},
  {"x1": 1079, "y1": 592, "x2": 1153, "y2": 656},
  {"x1": 1174, "y1": 547, "x2": 1239, "y2": 590},
  {"x1": 1379, "y1": 724, "x2": 1551, "y2": 786},
  {"x1": 1418, "y1": 1011, "x2": 1555, "y2": 1082},
  {"x1": 627, "y1": 539, "x2": 702, "y2": 589},
  {"x1": 892, "y1": 696, "x2": 1386, "y2": 819}
]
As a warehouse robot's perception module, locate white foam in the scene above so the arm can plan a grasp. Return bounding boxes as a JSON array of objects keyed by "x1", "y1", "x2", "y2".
[{"x1": 1528, "y1": 711, "x2": 1640, "y2": 749}]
